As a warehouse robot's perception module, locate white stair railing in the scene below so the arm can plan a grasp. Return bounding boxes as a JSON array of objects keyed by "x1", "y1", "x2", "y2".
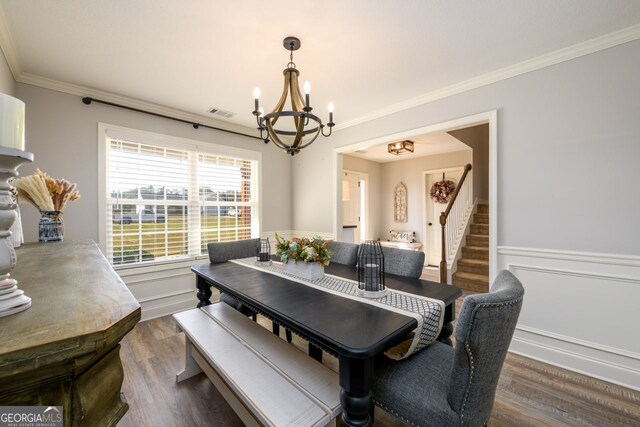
[{"x1": 439, "y1": 164, "x2": 473, "y2": 283}]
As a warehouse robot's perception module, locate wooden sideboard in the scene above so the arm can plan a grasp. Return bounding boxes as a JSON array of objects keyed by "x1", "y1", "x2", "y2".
[{"x1": 0, "y1": 240, "x2": 141, "y2": 426}]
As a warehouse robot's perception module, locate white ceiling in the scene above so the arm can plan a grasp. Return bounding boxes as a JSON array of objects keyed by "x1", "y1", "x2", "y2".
[
  {"x1": 2, "y1": 1, "x2": 640, "y2": 130},
  {"x1": 347, "y1": 132, "x2": 470, "y2": 163}
]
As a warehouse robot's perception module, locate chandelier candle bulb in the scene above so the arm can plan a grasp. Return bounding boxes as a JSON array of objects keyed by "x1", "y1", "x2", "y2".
[
  {"x1": 328, "y1": 102, "x2": 334, "y2": 124},
  {"x1": 304, "y1": 81, "x2": 311, "y2": 108},
  {"x1": 253, "y1": 87, "x2": 260, "y2": 113}
]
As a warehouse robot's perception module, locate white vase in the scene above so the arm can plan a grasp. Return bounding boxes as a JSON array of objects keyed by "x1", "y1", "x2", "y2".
[{"x1": 282, "y1": 261, "x2": 324, "y2": 281}]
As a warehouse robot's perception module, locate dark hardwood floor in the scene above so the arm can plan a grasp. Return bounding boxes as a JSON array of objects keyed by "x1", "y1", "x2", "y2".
[{"x1": 118, "y1": 310, "x2": 640, "y2": 427}]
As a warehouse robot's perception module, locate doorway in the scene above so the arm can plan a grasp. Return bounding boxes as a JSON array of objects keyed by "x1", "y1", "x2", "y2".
[
  {"x1": 342, "y1": 170, "x2": 368, "y2": 244},
  {"x1": 334, "y1": 110, "x2": 497, "y2": 281},
  {"x1": 424, "y1": 167, "x2": 464, "y2": 266}
]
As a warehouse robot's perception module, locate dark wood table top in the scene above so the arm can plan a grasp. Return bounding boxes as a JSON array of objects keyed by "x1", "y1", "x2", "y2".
[{"x1": 192, "y1": 261, "x2": 461, "y2": 359}]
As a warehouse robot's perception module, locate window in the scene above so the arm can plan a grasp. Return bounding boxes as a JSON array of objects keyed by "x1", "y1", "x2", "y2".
[{"x1": 100, "y1": 125, "x2": 260, "y2": 266}]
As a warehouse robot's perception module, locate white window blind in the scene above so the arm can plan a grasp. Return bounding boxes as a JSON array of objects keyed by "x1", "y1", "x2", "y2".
[{"x1": 105, "y1": 136, "x2": 259, "y2": 266}]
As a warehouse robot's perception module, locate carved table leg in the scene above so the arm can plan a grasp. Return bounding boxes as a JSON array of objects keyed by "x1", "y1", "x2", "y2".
[
  {"x1": 437, "y1": 302, "x2": 455, "y2": 346},
  {"x1": 196, "y1": 276, "x2": 212, "y2": 308},
  {"x1": 437, "y1": 322, "x2": 454, "y2": 346},
  {"x1": 339, "y1": 356, "x2": 374, "y2": 427}
]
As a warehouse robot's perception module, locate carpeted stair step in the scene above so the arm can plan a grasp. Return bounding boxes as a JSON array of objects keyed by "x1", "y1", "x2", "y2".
[
  {"x1": 457, "y1": 258, "x2": 489, "y2": 275},
  {"x1": 462, "y1": 245, "x2": 489, "y2": 260},
  {"x1": 452, "y1": 271, "x2": 489, "y2": 293},
  {"x1": 466, "y1": 233, "x2": 488, "y2": 247},
  {"x1": 477, "y1": 204, "x2": 489, "y2": 214},
  {"x1": 471, "y1": 223, "x2": 489, "y2": 235},
  {"x1": 474, "y1": 213, "x2": 489, "y2": 224}
]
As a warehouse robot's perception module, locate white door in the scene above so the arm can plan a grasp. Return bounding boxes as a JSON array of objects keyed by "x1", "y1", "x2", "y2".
[
  {"x1": 425, "y1": 169, "x2": 463, "y2": 265},
  {"x1": 342, "y1": 172, "x2": 362, "y2": 244}
]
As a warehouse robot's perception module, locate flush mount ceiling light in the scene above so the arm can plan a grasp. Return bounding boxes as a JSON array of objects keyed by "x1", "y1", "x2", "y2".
[
  {"x1": 388, "y1": 140, "x2": 415, "y2": 155},
  {"x1": 252, "y1": 36, "x2": 335, "y2": 156}
]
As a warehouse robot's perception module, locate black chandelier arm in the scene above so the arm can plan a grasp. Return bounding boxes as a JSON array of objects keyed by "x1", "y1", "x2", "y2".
[{"x1": 321, "y1": 125, "x2": 333, "y2": 137}]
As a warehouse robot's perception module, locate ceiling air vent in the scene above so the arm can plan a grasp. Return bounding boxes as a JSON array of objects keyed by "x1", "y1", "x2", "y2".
[{"x1": 208, "y1": 107, "x2": 235, "y2": 119}]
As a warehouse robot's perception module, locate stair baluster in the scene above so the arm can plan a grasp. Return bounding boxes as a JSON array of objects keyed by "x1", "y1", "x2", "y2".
[{"x1": 439, "y1": 163, "x2": 473, "y2": 283}]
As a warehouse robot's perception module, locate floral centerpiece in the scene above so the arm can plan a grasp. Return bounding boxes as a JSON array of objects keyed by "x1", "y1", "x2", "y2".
[
  {"x1": 275, "y1": 234, "x2": 332, "y2": 281},
  {"x1": 13, "y1": 169, "x2": 80, "y2": 242}
]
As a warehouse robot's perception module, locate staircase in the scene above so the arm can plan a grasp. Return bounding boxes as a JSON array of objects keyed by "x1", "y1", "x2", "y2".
[{"x1": 452, "y1": 204, "x2": 489, "y2": 293}]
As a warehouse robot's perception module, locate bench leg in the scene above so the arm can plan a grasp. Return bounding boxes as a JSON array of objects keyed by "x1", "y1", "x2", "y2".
[
  {"x1": 272, "y1": 322, "x2": 280, "y2": 336},
  {"x1": 176, "y1": 341, "x2": 203, "y2": 383},
  {"x1": 286, "y1": 329, "x2": 292, "y2": 343}
]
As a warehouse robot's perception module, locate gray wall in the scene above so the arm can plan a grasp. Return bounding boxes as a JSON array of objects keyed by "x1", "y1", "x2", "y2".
[
  {"x1": 449, "y1": 124, "x2": 489, "y2": 200},
  {"x1": 293, "y1": 39, "x2": 640, "y2": 256},
  {"x1": 15, "y1": 83, "x2": 292, "y2": 243},
  {"x1": 0, "y1": 48, "x2": 14, "y2": 95}
]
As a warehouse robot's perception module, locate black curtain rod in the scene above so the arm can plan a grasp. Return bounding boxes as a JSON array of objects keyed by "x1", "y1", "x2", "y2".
[{"x1": 81, "y1": 97, "x2": 262, "y2": 141}]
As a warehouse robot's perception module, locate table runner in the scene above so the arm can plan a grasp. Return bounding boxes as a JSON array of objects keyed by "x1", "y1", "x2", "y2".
[{"x1": 230, "y1": 258, "x2": 445, "y2": 360}]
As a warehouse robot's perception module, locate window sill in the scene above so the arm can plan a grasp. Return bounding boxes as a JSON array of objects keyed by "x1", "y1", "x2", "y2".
[{"x1": 114, "y1": 256, "x2": 209, "y2": 277}]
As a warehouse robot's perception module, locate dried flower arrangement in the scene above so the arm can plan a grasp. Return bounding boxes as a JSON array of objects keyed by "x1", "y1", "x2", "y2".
[{"x1": 13, "y1": 169, "x2": 80, "y2": 212}]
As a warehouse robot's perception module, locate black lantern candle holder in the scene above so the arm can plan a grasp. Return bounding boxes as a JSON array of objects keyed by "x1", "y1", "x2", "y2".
[
  {"x1": 357, "y1": 240, "x2": 389, "y2": 298},
  {"x1": 257, "y1": 237, "x2": 272, "y2": 265}
]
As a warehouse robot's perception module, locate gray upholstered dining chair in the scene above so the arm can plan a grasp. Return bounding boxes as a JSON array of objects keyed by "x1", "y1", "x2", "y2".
[
  {"x1": 327, "y1": 241, "x2": 359, "y2": 266},
  {"x1": 207, "y1": 239, "x2": 260, "y2": 318},
  {"x1": 372, "y1": 270, "x2": 524, "y2": 427},
  {"x1": 379, "y1": 246, "x2": 425, "y2": 279}
]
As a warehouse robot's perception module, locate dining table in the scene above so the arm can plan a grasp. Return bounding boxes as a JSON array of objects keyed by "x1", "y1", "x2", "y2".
[{"x1": 192, "y1": 259, "x2": 462, "y2": 427}]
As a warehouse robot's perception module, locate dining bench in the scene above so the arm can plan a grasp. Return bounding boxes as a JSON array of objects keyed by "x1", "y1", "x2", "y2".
[{"x1": 173, "y1": 303, "x2": 341, "y2": 427}]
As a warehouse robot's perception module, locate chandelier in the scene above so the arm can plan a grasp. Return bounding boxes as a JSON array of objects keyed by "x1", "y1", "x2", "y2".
[
  {"x1": 388, "y1": 140, "x2": 414, "y2": 155},
  {"x1": 252, "y1": 37, "x2": 335, "y2": 156}
]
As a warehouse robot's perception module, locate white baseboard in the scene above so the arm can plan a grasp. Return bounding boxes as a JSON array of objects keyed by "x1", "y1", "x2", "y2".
[
  {"x1": 511, "y1": 326, "x2": 640, "y2": 392},
  {"x1": 141, "y1": 293, "x2": 197, "y2": 321},
  {"x1": 499, "y1": 246, "x2": 640, "y2": 391}
]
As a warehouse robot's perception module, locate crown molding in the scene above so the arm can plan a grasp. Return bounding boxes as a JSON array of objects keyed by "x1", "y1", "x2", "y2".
[
  {"x1": 16, "y1": 72, "x2": 257, "y2": 135},
  {"x1": 335, "y1": 23, "x2": 640, "y2": 131},
  {"x1": 0, "y1": 2, "x2": 22, "y2": 79}
]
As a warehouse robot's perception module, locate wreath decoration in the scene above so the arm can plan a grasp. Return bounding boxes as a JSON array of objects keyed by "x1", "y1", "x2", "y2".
[{"x1": 430, "y1": 179, "x2": 456, "y2": 204}]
